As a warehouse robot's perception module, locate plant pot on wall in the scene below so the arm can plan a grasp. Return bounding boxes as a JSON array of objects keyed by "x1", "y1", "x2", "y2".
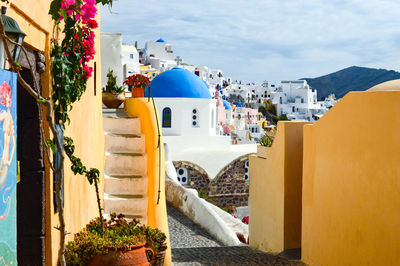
[
  {"x1": 131, "y1": 87, "x2": 145, "y2": 98},
  {"x1": 102, "y1": 92, "x2": 125, "y2": 108},
  {"x1": 88, "y1": 242, "x2": 154, "y2": 266}
]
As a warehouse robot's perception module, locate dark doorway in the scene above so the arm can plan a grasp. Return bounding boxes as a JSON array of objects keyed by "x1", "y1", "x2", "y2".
[{"x1": 16, "y1": 49, "x2": 46, "y2": 265}]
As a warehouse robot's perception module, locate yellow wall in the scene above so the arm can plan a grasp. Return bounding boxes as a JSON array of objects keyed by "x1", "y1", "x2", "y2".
[
  {"x1": 249, "y1": 121, "x2": 310, "y2": 253},
  {"x1": 8, "y1": 1, "x2": 105, "y2": 265},
  {"x1": 302, "y1": 89, "x2": 400, "y2": 265},
  {"x1": 124, "y1": 98, "x2": 171, "y2": 266}
]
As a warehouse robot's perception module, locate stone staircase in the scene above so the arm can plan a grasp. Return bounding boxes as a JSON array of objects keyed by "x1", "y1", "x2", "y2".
[{"x1": 103, "y1": 109, "x2": 148, "y2": 224}]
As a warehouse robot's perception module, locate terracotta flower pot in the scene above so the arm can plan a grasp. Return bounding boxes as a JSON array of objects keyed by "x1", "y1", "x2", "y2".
[
  {"x1": 88, "y1": 242, "x2": 154, "y2": 266},
  {"x1": 102, "y1": 92, "x2": 125, "y2": 108},
  {"x1": 152, "y1": 250, "x2": 166, "y2": 266},
  {"x1": 132, "y1": 87, "x2": 145, "y2": 98}
]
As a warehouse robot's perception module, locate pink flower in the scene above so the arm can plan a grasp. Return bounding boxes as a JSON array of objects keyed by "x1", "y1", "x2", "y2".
[
  {"x1": 60, "y1": 0, "x2": 76, "y2": 17},
  {"x1": 81, "y1": 0, "x2": 98, "y2": 22},
  {"x1": 61, "y1": 0, "x2": 76, "y2": 9}
]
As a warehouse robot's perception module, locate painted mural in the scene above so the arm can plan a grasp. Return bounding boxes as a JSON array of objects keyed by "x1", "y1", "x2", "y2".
[{"x1": 0, "y1": 70, "x2": 17, "y2": 265}]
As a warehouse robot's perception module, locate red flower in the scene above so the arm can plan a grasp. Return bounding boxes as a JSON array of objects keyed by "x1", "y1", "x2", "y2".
[{"x1": 124, "y1": 74, "x2": 150, "y2": 89}]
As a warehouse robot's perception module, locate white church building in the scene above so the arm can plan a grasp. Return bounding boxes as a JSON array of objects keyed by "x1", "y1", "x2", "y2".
[{"x1": 144, "y1": 67, "x2": 231, "y2": 160}]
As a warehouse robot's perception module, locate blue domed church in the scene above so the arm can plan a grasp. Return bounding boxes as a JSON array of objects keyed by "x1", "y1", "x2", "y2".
[{"x1": 145, "y1": 68, "x2": 230, "y2": 162}]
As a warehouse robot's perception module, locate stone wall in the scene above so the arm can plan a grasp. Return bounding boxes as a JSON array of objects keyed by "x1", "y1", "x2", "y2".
[
  {"x1": 172, "y1": 161, "x2": 210, "y2": 193},
  {"x1": 173, "y1": 154, "x2": 252, "y2": 208},
  {"x1": 210, "y1": 155, "x2": 250, "y2": 207}
]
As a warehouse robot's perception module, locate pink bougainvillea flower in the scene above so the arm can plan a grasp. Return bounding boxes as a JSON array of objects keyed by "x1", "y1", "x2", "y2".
[
  {"x1": 60, "y1": 0, "x2": 77, "y2": 17},
  {"x1": 81, "y1": 0, "x2": 98, "y2": 22},
  {"x1": 61, "y1": 0, "x2": 76, "y2": 9}
]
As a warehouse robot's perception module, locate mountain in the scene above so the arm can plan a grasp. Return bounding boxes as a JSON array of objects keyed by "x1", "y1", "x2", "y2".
[{"x1": 301, "y1": 66, "x2": 400, "y2": 99}]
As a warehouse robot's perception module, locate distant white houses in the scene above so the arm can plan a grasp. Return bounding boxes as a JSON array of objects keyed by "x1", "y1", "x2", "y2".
[{"x1": 270, "y1": 80, "x2": 329, "y2": 121}]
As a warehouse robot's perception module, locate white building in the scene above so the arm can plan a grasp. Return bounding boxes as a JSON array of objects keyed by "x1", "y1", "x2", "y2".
[
  {"x1": 270, "y1": 80, "x2": 327, "y2": 121},
  {"x1": 100, "y1": 33, "x2": 123, "y2": 87},
  {"x1": 121, "y1": 44, "x2": 140, "y2": 79},
  {"x1": 144, "y1": 67, "x2": 231, "y2": 159},
  {"x1": 143, "y1": 38, "x2": 177, "y2": 72}
]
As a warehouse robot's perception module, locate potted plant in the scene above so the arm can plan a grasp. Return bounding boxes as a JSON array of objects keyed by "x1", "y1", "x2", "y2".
[
  {"x1": 65, "y1": 213, "x2": 154, "y2": 266},
  {"x1": 102, "y1": 69, "x2": 125, "y2": 108},
  {"x1": 139, "y1": 226, "x2": 167, "y2": 266},
  {"x1": 124, "y1": 74, "x2": 151, "y2": 98}
]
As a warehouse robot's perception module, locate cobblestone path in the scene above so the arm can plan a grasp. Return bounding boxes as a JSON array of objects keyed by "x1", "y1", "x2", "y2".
[{"x1": 167, "y1": 204, "x2": 303, "y2": 266}]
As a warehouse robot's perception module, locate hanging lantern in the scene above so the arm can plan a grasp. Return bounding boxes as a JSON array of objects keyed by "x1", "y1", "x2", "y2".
[{"x1": 0, "y1": 6, "x2": 26, "y2": 68}]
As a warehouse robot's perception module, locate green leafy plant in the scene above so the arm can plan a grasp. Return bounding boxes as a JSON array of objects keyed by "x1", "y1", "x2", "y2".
[
  {"x1": 197, "y1": 189, "x2": 216, "y2": 204},
  {"x1": 140, "y1": 226, "x2": 167, "y2": 257},
  {"x1": 259, "y1": 133, "x2": 274, "y2": 147},
  {"x1": 103, "y1": 69, "x2": 124, "y2": 93},
  {"x1": 65, "y1": 213, "x2": 145, "y2": 266}
]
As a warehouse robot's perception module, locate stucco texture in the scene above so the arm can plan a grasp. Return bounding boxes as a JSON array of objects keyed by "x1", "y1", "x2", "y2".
[
  {"x1": 249, "y1": 121, "x2": 310, "y2": 253},
  {"x1": 124, "y1": 97, "x2": 171, "y2": 265},
  {"x1": 7, "y1": 1, "x2": 105, "y2": 265},
  {"x1": 302, "y1": 89, "x2": 400, "y2": 265}
]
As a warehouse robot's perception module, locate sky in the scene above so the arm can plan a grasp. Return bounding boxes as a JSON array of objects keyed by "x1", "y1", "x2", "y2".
[{"x1": 100, "y1": 0, "x2": 400, "y2": 83}]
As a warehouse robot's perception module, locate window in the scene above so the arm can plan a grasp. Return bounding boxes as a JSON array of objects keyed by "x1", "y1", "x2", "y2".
[
  {"x1": 301, "y1": 98, "x2": 304, "y2": 103},
  {"x1": 176, "y1": 167, "x2": 188, "y2": 185},
  {"x1": 280, "y1": 97, "x2": 282, "y2": 104},
  {"x1": 130, "y1": 54, "x2": 134, "y2": 59},
  {"x1": 162, "y1": 107, "x2": 171, "y2": 128},
  {"x1": 192, "y1": 109, "x2": 199, "y2": 127},
  {"x1": 292, "y1": 106, "x2": 295, "y2": 112},
  {"x1": 245, "y1": 160, "x2": 249, "y2": 182}
]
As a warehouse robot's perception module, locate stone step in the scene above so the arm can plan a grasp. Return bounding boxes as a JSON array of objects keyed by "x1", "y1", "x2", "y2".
[
  {"x1": 105, "y1": 133, "x2": 145, "y2": 154},
  {"x1": 104, "y1": 195, "x2": 148, "y2": 218},
  {"x1": 105, "y1": 175, "x2": 148, "y2": 196},
  {"x1": 105, "y1": 154, "x2": 147, "y2": 176},
  {"x1": 103, "y1": 116, "x2": 141, "y2": 135}
]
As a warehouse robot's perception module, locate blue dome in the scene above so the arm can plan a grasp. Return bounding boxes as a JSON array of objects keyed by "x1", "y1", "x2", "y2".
[
  {"x1": 223, "y1": 100, "x2": 231, "y2": 110},
  {"x1": 145, "y1": 68, "x2": 211, "y2": 99},
  {"x1": 156, "y1": 38, "x2": 165, "y2": 43},
  {"x1": 236, "y1": 101, "x2": 244, "y2": 107}
]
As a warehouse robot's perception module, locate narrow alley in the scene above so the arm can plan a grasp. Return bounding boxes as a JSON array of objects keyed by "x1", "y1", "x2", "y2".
[{"x1": 167, "y1": 204, "x2": 302, "y2": 266}]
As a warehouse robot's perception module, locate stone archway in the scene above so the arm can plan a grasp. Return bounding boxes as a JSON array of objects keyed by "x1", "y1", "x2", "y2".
[
  {"x1": 172, "y1": 161, "x2": 210, "y2": 193},
  {"x1": 209, "y1": 154, "x2": 251, "y2": 207}
]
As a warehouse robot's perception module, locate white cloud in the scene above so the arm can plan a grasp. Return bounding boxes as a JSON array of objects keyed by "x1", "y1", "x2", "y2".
[{"x1": 100, "y1": 0, "x2": 400, "y2": 82}]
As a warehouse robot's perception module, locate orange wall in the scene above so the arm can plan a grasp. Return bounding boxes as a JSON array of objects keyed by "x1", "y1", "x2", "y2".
[
  {"x1": 249, "y1": 121, "x2": 310, "y2": 253},
  {"x1": 8, "y1": 1, "x2": 105, "y2": 265},
  {"x1": 302, "y1": 90, "x2": 400, "y2": 265},
  {"x1": 124, "y1": 98, "x2": 171, "y2": 266}
]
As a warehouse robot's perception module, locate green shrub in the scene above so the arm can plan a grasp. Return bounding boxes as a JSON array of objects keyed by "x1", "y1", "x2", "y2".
[
  {"x1": 66, "y1": 213, "x2": 145, "y2": 265},
  {"x1": 102, "y1": 69, "x2": 124, "y2": 93}
]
